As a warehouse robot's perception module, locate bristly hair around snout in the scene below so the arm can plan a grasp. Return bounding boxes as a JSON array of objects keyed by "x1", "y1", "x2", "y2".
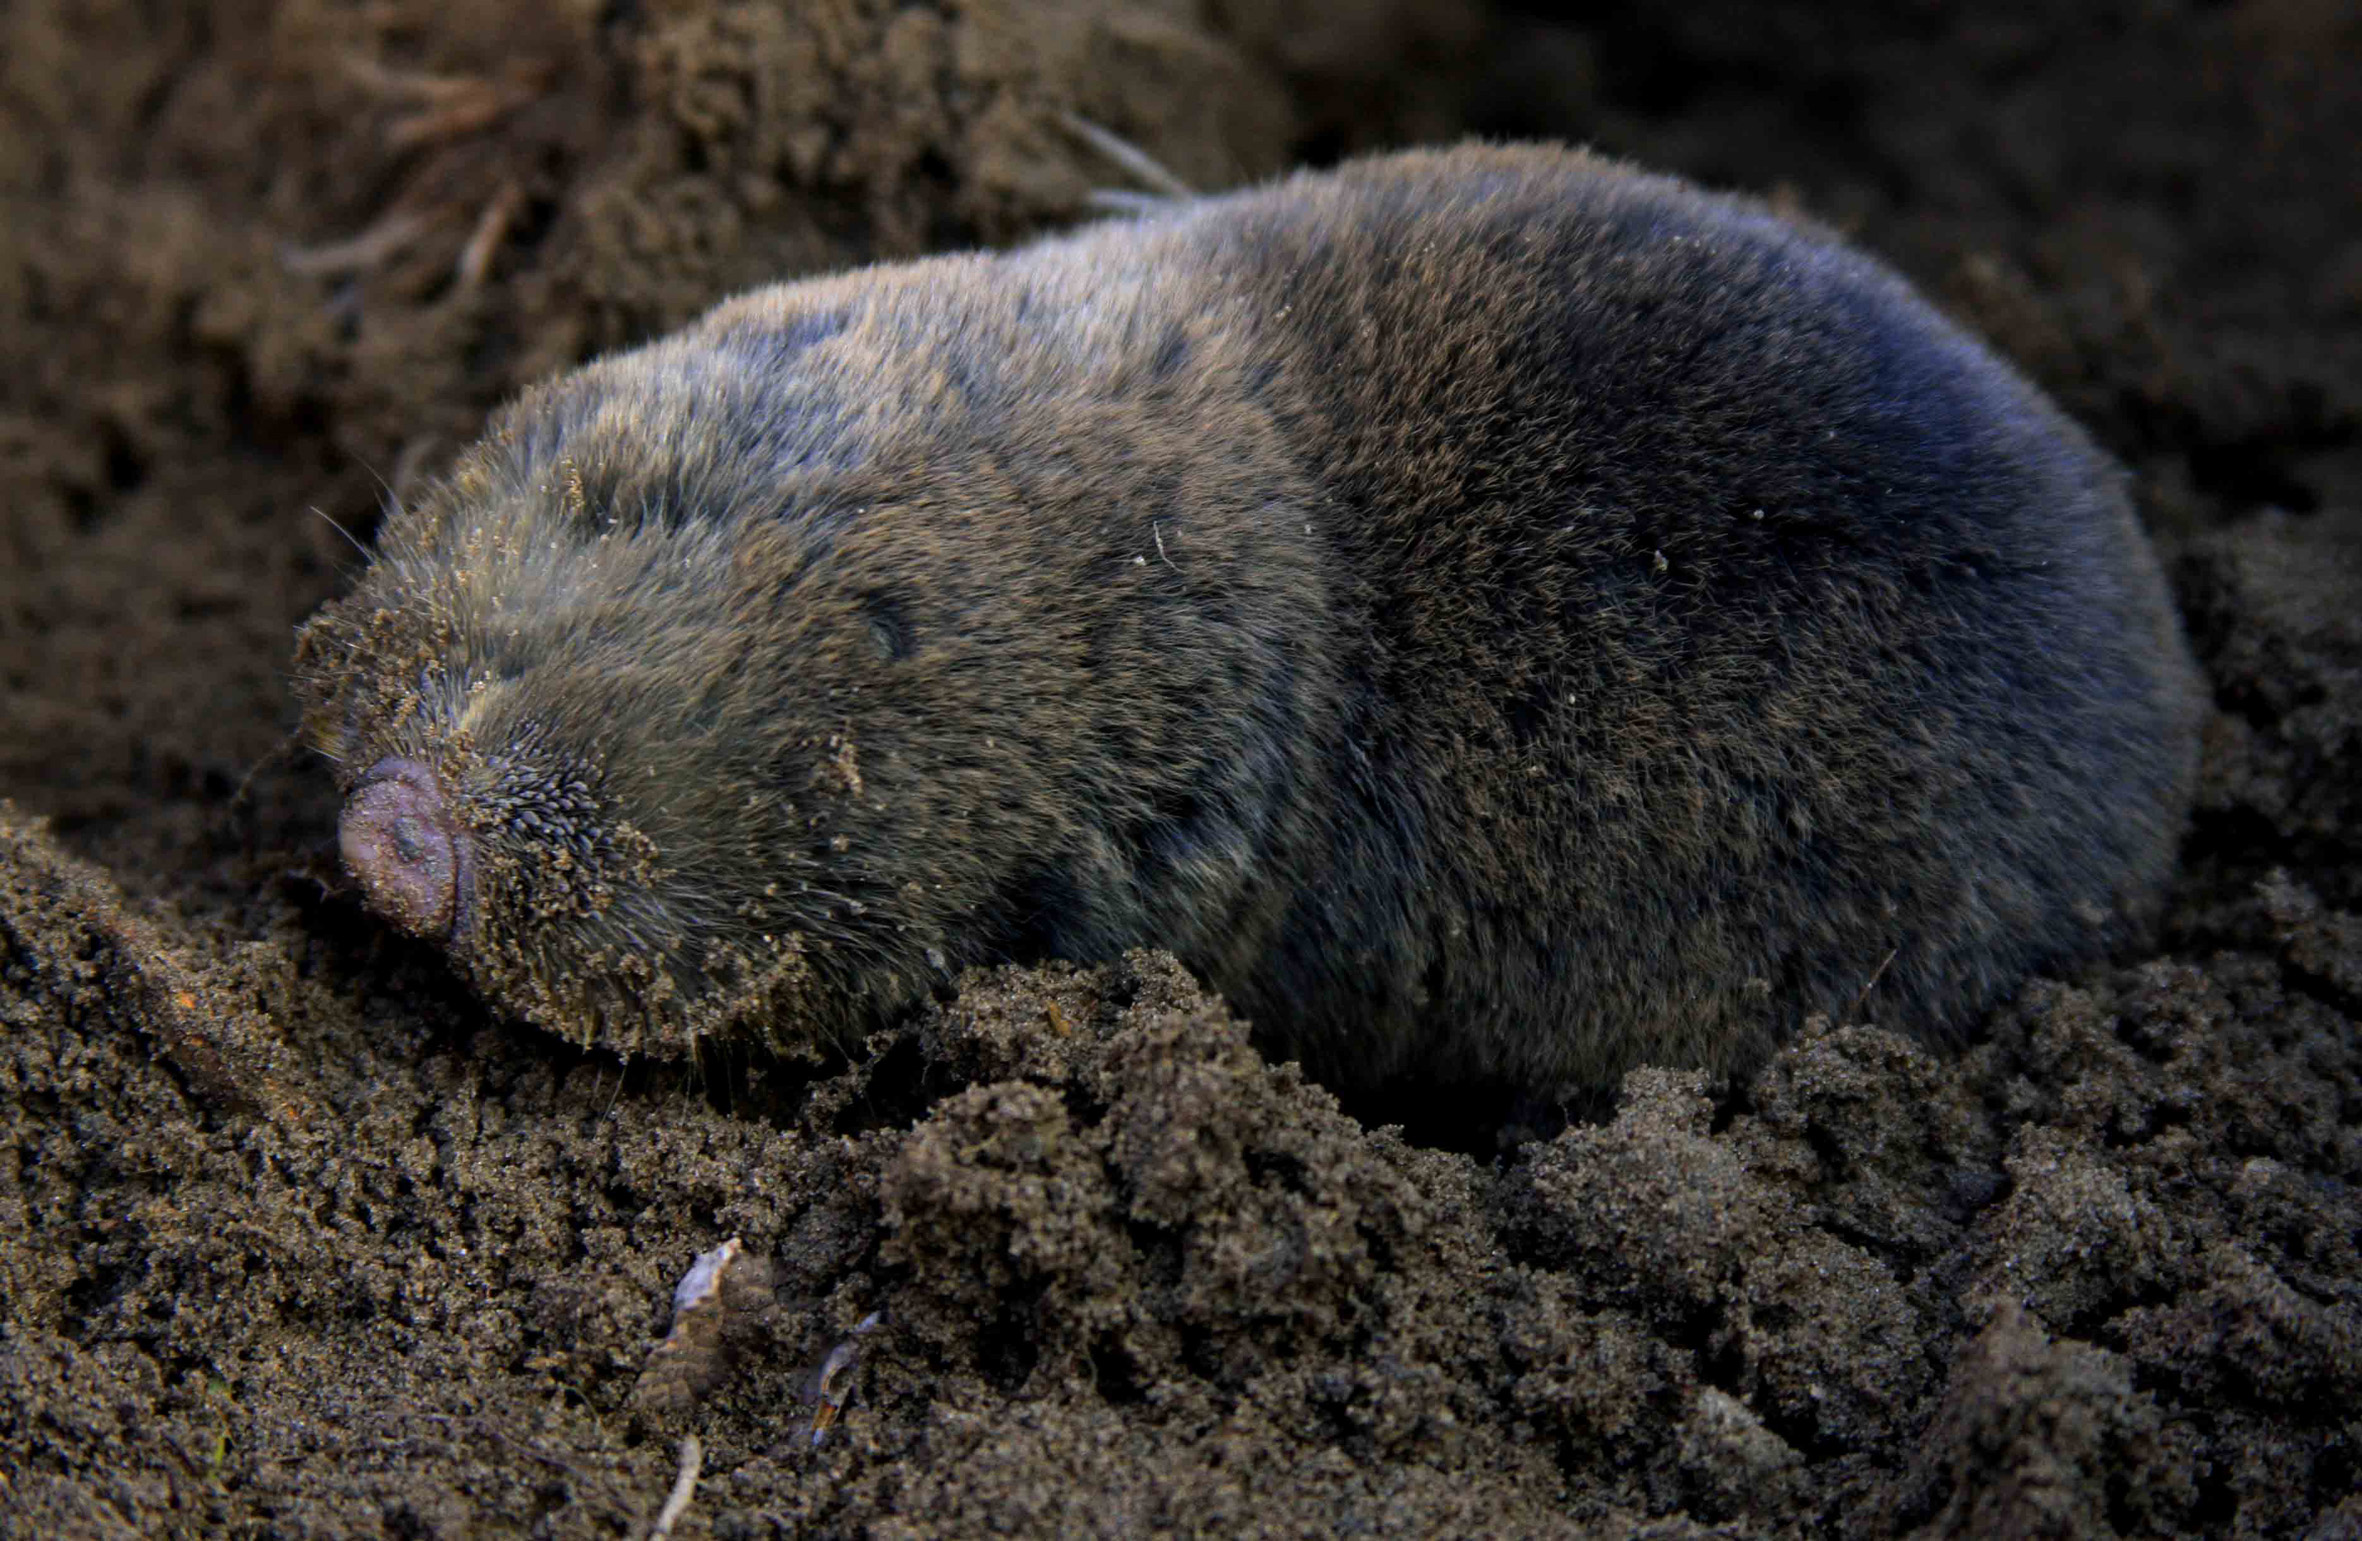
[{"x1": 289, "y1": 399, "x2": 887, "y2": 1060}]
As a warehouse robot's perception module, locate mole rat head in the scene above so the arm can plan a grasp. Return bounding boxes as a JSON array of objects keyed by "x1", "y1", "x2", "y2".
[{"x1": 291, "y1": 355, "x2": 886, "y2": 1057}]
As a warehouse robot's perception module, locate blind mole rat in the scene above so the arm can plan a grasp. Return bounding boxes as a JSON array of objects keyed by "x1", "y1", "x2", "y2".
[{"x1": 293, "y1": 142, "x2": 2204, "y2": 1098}]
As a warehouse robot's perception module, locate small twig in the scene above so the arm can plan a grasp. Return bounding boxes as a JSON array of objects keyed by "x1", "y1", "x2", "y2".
[
  {"x1": 342, "y1": 56, "x2": 550, "y2": 151},
  {"x1": 1055, "y1": 111, "x2": 1196, "y2": 201},
  {"x1": 343, "y1": 55, "x2": 497, "y2": 107},
  {"x1": 646, "y1": 1435, "x2": 703, "y2": 1541},
  {"x1": 804, "y1": 1311, "x2": 888, "y2": 1449},
  {"x1": 1846, "y1": 947, "x2": 1899, "y2": 1020},
  {"x1": 456, "y1": 180, "x2": 526, "y2": 290},
  {"x1": 279, "y1": 210, "x2": 432, "y2": 277}
]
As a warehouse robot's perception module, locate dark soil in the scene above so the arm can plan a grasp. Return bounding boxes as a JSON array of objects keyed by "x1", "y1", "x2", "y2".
[{"x1": 4, "y1": 1, "x2": 2358, "y2": 1536}]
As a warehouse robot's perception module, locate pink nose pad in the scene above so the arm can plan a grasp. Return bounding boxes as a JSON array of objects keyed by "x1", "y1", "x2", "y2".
[{"x1": 340, "y1": 758, "x2": 463, "y2": 938}]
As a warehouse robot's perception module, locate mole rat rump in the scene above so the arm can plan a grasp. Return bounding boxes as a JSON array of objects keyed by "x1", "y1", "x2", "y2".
[{"x1": 293, "y1": 142, "x2": 2202, "y2": 1098}]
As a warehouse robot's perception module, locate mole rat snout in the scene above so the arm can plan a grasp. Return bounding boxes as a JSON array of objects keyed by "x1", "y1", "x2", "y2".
[{"x1": 340, "y1": 757, "x2": 467, "y2": 940}]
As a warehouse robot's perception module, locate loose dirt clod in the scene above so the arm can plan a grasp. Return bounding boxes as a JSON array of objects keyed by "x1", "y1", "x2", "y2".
[{"x1": 632, "y1": 1237, "x2": 779, "y2": 1419}]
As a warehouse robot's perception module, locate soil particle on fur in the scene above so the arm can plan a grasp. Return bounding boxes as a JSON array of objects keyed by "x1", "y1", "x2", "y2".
[{"x1": 4, "y1": 0, "x2": 2360, "y2": 1536}]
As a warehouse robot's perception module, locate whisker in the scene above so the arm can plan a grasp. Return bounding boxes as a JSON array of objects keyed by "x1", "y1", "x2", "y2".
[{"x1": 309, "y1": 505, "x2": 372, "y2": 562}]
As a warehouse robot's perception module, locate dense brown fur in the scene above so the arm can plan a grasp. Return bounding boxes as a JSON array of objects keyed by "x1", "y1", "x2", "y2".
[{"x1": 292, "y1": 142, "x2": 2204, "y2": 1097}]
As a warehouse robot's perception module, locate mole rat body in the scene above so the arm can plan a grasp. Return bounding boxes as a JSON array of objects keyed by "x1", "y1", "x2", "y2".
[{"x1": 295, "y1": 142, "x2": 2203, "y2": 1096}]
